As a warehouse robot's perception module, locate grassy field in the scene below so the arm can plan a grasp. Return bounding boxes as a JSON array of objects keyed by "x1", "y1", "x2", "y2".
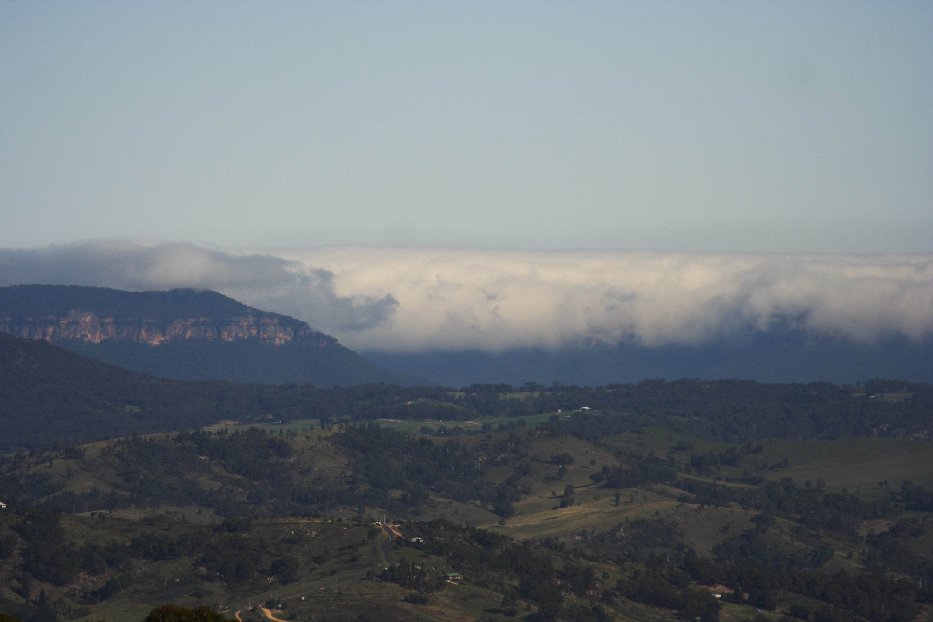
[
  {"x1": 498, "y1": 488, "x2": 681, "y2": 540},
  {"x1": 204, "y1": 408, "x2": 579, "y2": 438},
  {"x1": 603, "y1": 426, "x2": 729, "y2": 460},
  {"x1": 203, "y1": 418, "x2": 327, "y2": 434},
  {"x1": 740, "y1": 437, "x2": 933, "y2": 497},
  {"x1": 369, "y1": 410, "x2": 570, "y2": 435}
]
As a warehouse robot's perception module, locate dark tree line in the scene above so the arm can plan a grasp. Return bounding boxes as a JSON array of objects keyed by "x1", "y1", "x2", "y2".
[
  {"x1": 335, "y1": 424, "x2": 524, "y2": 517},
  {"x1": 5, "y1": 336, "x2": 931, "y2": 452}
]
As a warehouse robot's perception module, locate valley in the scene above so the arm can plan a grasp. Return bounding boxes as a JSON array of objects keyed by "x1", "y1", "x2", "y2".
[
  {"x1": 0, "y1": 289, "x2": 931, "y2": 621},
  {"x1": 1, "y1": 396, "x2": 931, "y2": 621}
]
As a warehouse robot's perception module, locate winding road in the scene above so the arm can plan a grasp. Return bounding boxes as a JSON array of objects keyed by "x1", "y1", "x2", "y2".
[{"x1": 259, "y1": 606, "x2": 289, "y2": 622}]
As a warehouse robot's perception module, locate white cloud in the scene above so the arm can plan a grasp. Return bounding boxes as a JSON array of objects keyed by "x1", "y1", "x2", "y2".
[
  {"x1": 2, "y1": 241, "x2": 931, "y2": 351},
  {"x1": 273, "y1": 248, "x2": 933, "y2": 350},
  {"x1": 0, "y1": 240, "x2": 397, "y2": 334}
]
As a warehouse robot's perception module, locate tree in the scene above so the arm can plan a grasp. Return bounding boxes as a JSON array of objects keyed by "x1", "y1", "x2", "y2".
[
  {"x1": 560, "y1": 485, "x2": 576, "y2": 508},
  {"x1": 270, "y1": 556, "x2": 301, "y2": 584}
]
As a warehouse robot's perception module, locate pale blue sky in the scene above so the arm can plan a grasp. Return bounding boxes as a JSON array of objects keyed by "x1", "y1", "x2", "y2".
[{"x1": 2, "y1": 1, "x2": 931, "y2": 252}]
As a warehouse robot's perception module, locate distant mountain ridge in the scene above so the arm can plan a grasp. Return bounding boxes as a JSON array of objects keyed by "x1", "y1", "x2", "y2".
[
  {"x1": 0, "y1": 284, "x2": 330, "y2": 346},
  {"x1": 363, "y1": 330, "x2": 933, "y2": 387},
  {"x1": 0, "y1": 284, "x2": 412, "y2": 386}
]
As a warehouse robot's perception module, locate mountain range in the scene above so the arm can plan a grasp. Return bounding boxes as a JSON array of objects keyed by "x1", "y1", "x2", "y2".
[
  {"x1": 1, "y1": 283, "x2": 930, "y2": 389},
  {"x1": 0, "y1": 284, "x2": 411, "y2": 386}
]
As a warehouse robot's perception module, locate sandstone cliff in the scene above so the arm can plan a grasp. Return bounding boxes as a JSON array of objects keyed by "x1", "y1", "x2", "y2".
[
  {"x1": 0, "y1": 284, "x2": 335, "y2": 348},
  {"x1": 0, "y1": 309, "x2": 333, "y2": 347},
  {"x1": 0, "y1": 285, "x2": 412, "y2": 386}
]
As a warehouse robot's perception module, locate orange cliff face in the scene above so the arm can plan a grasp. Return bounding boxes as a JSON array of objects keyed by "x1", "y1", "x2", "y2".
[{"x1": 0, "y1": 310, "x2": 332, "y2": 348}]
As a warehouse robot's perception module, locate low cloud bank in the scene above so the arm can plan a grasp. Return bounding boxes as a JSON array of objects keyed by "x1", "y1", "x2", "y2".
[
  {"x1": 0, "y1": 240, "x2": 396, "y2": 334},
  {"x1": 2, "y1": 241, "x2": 931, "y2": 351}
]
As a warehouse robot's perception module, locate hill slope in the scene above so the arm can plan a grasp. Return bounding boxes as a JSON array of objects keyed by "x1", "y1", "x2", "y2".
[
  {"x1": 1, "y1": 407, "x2": 931, "y2": 622},
  {"x1": 0, "y1": 284, "x2": 410, "y2": 386},
  {"x1": 0, "y1": 332, "x2": 268, "y2": 450}
]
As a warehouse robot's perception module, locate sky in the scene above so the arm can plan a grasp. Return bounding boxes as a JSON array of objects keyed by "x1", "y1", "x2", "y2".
[
  {"x1": 1, "y1": 1, "x2": 931, "y2": 253},
  {"x1": 1, "y1": 3, "x2": 931, "y2": 352}
]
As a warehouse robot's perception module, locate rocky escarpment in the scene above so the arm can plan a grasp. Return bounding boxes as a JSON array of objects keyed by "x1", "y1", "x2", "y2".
[
  {"x1": 0, "y1": 310, "x2": 333, "y2": 347},
  {"x1": 0, "y1": 284, "x2": 412, "y2": 386},
  {"x1": 0, "y1": 284, "x2": 335, "y2": 348}
]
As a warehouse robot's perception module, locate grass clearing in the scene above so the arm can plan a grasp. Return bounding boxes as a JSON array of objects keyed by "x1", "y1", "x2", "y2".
[
  {"x1": 499, "y1": 488, "x2": 681, "y2": 540},
  {"x1": 204, "y1": 418, "x2": 326, "y2": 434},
  {"x1": 744, "y1": 437, "x2": 933, "y2": 497},
  {"x1": 665, "y1": 503, "x2": 755, "y2": 558}
]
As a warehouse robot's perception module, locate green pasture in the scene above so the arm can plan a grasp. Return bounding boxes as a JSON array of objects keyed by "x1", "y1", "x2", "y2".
[
  {"x1": 204, "y1": 418, "x2": 327, "y2": 434},
  {"x1": 604, "y1": 426, "x2": 727, "y2": 458},
  {"x1": 204, "y1": 407, "x2": 578, "y2": 438},
  {"x1": 371, "y1": 410, "x2": 569, "y2": 435},
  {"x1": 743, "y1": 437, "x2": 933, "y2": 497}
]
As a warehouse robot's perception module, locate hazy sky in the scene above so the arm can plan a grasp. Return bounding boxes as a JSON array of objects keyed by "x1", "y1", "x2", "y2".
[{"x1": 2, "y1": 1, "x2": 931, "y2": 253}]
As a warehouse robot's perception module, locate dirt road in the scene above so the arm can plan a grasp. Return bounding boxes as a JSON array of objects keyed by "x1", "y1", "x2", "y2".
[{"x1": 260, "y1": 606, "x2": 289, "y2": 622}]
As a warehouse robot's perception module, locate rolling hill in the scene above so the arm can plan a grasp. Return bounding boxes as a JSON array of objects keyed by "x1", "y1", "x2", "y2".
[
  {"x1": 0, "y1": 332, "x2": 280, "y2": 451},
  {"x1": 1, "y1": 398, "x2": 931, "y2": 621}
]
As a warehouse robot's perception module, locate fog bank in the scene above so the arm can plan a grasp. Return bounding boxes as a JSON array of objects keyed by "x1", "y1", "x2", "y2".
[{"x1": 2, "y1": 241, "x2": 931, "y2": 351}]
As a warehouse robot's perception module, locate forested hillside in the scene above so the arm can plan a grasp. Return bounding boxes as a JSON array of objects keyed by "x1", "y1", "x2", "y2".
[
  {"x1": 0, "y1": 334, "x2": 337, "y2": 450},
  {"x1": 1, "y1": 399, "x2": 932, "y2": 621},
  {"x1": 2, "y1": 330, "x2": 931, "y2": 451}
]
